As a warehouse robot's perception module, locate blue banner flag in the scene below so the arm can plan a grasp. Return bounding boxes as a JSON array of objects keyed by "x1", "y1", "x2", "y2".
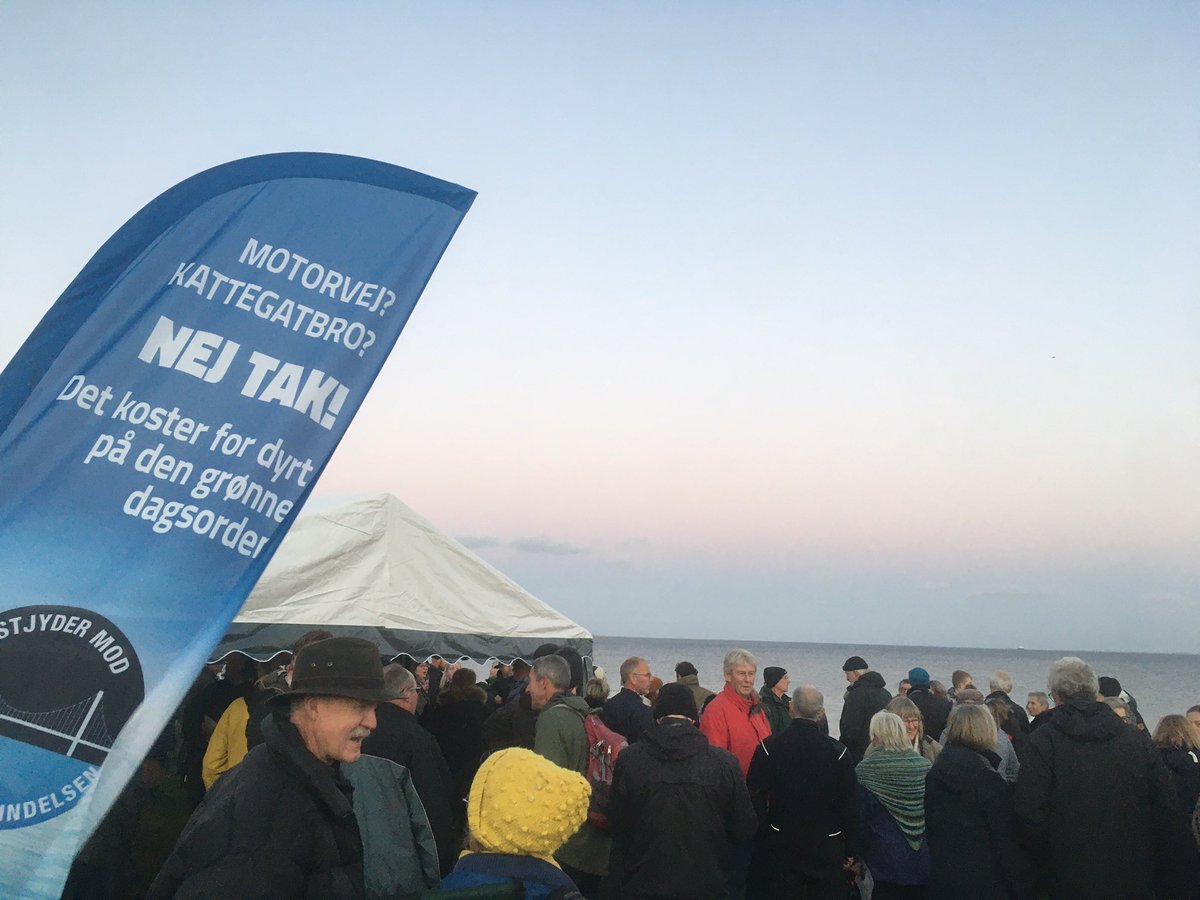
[{"x1": 0, "y1": 152, "x2": 474, "y2": 896}]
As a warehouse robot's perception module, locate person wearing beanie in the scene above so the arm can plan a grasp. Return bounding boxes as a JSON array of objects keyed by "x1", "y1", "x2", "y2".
[
  {"x1": 607, "y1": 684, "x2": 756, "y2": 900},
  {"x1": 906, "y1": 666, "x2": 952, "y2": 743},
  {"x1": 675, "y1": 660, "x2": 716, "y2": 710},
  {"x1": 438, "y1": 747, "x2": 589, "y2": 899},
  {"x1": 1098, "y1": 675, "x2": 1146, "y2": 728},
  {"x1": 758, "y1": 666, "x2": 792, "y2": 736},
  {"x1": 838, "y1": 657, "x2": 892, "y2": 765}
]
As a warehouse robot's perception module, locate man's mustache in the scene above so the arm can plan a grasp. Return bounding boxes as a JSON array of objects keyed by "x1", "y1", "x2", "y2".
[{"x1": 349, "y1": 726, "x2": 372, "y2": 740}]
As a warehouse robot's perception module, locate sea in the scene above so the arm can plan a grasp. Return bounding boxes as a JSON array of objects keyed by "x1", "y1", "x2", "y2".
[{"x1": 589, "y1": 635, "x2": 1199, "y2": 732}]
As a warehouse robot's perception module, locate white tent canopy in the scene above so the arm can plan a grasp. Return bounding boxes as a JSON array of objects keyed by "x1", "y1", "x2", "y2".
[{"x1": 213, "y1": 494, "x2": 592, "y2": 663}]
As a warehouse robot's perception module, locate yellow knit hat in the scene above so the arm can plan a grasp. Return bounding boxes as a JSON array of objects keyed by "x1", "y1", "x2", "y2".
[{"x1": 468, "y1": 747, "x2": 590, "y2": 861}]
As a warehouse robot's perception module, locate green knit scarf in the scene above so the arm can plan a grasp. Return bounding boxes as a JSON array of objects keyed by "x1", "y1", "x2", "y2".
[{"x1": 855, "y1": 749, "x2": 931, "y2": 850}]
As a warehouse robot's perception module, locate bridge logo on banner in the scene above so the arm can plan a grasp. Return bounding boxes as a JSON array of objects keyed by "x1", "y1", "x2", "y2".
[
  {"x1": 0, "y1": 152, "x2": 474, "y2": 897},
  {"x1": 0, "y1": 606, "x2": 144, "y2": 827}
]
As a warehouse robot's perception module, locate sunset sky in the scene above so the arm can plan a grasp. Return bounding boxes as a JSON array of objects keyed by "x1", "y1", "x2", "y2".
[{"x1": 2, "y1": 3, "x2": 1197, "y2": 651}]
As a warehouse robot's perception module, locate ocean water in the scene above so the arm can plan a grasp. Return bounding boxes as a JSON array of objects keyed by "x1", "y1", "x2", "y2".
[{"x1": 591, "y1": 635, "x2": 1200, "y2": 733}]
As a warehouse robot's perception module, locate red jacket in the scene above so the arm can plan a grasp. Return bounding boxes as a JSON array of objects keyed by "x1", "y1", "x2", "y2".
[{"x1": 699, "y1": 683, "x2": 772, "y2": 776}]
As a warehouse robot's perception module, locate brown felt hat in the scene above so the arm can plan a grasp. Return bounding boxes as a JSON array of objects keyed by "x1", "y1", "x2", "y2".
[{"x1": 271, "y1": 636, "x2": 395, "y2": 704}]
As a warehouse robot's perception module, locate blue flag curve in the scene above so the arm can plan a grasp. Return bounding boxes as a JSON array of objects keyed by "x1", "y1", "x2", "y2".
[{"x1": 0, "y1": 152, "x2": 474, "y2": 896}]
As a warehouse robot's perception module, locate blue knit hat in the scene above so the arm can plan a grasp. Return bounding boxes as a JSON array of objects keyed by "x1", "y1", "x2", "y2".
[{"x1": 907, "y1": 667, "x2": 930, "y2": 688}]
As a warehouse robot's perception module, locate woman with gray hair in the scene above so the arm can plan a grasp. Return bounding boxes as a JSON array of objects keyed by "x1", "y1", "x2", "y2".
[
  {"x1": 855, "y1": 711, "x2": 933, "y2": 898},
  {"x1": 887, "y1": 696, "x2": 941, "y2": 763},
  {"x1": 924, "y1": 705, "x2": 1031, "y2": 899}
]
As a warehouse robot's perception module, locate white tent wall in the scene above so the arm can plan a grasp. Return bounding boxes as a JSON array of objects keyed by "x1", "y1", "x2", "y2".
[{"x1": 210, "y1": 494, "x2": 592, "y2": 664}]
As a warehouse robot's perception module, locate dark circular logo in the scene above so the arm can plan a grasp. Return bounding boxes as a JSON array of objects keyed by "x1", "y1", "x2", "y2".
[{"x1": 0, "y1": 605, "x2": 144, "y2": 767}]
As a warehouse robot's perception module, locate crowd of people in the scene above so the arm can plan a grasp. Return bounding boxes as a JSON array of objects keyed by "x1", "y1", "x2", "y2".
[{"x1": 62, "y1": 636, "x2": 1200, "y2": 900}]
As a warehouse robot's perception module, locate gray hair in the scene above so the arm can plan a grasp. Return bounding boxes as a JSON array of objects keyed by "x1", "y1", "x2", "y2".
[
  {"x1": 531, "y1": 654, "x2": 572, "y2": 691},
  {"x1": 619, "y1": 657, "x2": 646, "y2": 686},
  {"x1": 383, "y1": 663, "x2": 415, "y2": 696},
  {"x1": 868, "y1": 711, "x2": 912, "y2": 753},
  {"x1": 1047, "y1": 656, "x2": 1098, "y2": 704},
  {"x1": 1027, "y1": 691, "x2": 1049, "y2": 708},
  {"x1": 990, "y1": 671, "x2": 1014, "y2": 694},
  {"x1": 790, "y1": 685, "x2": 824, "y2": 720},
  {"x1": 1103, "y1": 696, "x2": 1134, "y2": 724},
  {"x1": 723, "y1": 648, "x2": 758, "y2": 675}
]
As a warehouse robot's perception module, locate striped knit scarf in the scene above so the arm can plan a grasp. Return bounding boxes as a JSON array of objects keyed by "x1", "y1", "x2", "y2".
[{"x1": 855, "y1": 749, "x2": 931, "y2": 850}]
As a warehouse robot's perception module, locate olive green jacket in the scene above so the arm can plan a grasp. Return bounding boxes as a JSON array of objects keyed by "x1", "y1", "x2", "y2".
[{"x1": 533, "y1": 693, "x2": 611, "y2": 876}]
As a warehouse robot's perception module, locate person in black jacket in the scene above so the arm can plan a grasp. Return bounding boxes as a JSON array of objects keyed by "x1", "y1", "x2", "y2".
[
  {"x1": 360, "y1": 663, "x2": 459, "y2": 876},
  {"x1": 1014, "y1": 656, "x2": 1183, "y2": 900},
  {"x1": 839, "y1": 657, "x2": 892, "y2": 764},
  {"x1": 907, "y1": 667, "x2": 951, "y2": 743},
  {"x1": 985, "y1": 672, "x2": 1030, "y2": 734},
  {"x1": 746, "y1": 684, "x2": 858, "y2": 900},
  {"x1": 607, "y1": 683, "x2": 757, "y2": 900},
  {"x1": 150, "y1": 637, "x2": 395, "y2": 900},
  {"x1": 925, "y1": 704, "x2": 1031, "y2": 899},
  {"x1": 600, "y1": 656, "x2": 656, "y2": 744},
  {"x1": 423, "y1": 667, "x2": 491, "y2": 836}
]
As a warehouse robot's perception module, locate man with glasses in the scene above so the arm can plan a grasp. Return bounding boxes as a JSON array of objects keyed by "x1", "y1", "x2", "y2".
[{"x1": 600, "y1": 656, "x2": 656, "y2": 744}]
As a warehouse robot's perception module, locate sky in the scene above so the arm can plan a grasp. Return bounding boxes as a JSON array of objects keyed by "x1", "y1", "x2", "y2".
[{"x1": 2, "y1": 3, "x2": 1197, "y2": 653}]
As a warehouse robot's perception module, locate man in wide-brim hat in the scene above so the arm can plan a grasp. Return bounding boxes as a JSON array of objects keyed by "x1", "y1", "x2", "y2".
[{"x1": 150, "y1": 636, "x2": 396, "y2": 900}]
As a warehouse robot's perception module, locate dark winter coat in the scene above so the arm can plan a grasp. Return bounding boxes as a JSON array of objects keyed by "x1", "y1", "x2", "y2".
[
  {"x1": 422, "y1": 687, "x2": 490, "y2": 818},
  {"x1": 344, "y1": 754, "x2": 440, "y2": 899},
  {"x1": 908, "y1": 686, "x2": 951, "y2": 742},
  {"x1": 607, "y1": 719, "x2": 757, "y2": 899},
  {"x1": 1013, "y1": 700, "x2": 1180, "y2": 900},
  {"x1": 360, "y1": 703, "x2": 459, "y2": 876},
  {"x1": 482, "y1": 690, "x2": 538, "y2": 752},
  {"x1": 534, "y1": 694, "x2": 610, "y2": 876},
  {"x1": 746, "y1": 718, "x2": 858, "y2": 882},
  {"x1": 1160, "y1": 745, "x2": 1200, "y2": 816},
  {"x1": 986, "y1": 691, "x2": 1031, "y2": 733},
  {"x1": 839, "y1": 672, "x2": 892, "y2": 764},
  {"x1": 757, "y1": 685, "x2": 792, "y2": 736},
  {"x1": 149, "y1": 711, "x2": 365, "y2": 900},
  {"x1": 599, "y1": 687, "x2": 655, "y2": 744},
  {"x1": 924, "y1": 743, "x2": 1031, "y2": 899}
]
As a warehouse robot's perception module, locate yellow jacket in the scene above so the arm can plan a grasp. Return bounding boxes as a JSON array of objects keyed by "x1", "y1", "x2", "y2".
[{"x1": 201, "y1": 697, "x2": 249, "y2": 789}]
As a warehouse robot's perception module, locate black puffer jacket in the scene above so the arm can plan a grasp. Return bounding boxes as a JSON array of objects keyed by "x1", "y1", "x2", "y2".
[
  {"x1": 607, "y1": 719, "x2": 757, "y2": 900},
  {"x1": 1013, "y1": 701, "x2": 1180, "y2": 900},
  {"x1": 925, "y1": 743, "x2": 1031, "y2": 899},
  {"x1": 839, "y1": 672, "x2": 892, "y2": 763},
  {"x1": 149, "y1": 711, "x2": 365, "y2": 899}
]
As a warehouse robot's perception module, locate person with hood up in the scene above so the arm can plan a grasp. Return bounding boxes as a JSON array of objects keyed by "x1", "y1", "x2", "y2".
[
  {"x1": 1014, "y1": 656, "x2": 1182, "y2": 900},
  {"x1": 924, "y1": 704, "x2": 1031, "y2": 900},
  {"x1": 839, "y1": 656, "x2": 893, "y2": 764},
  {"x1": 758, "y1": 666, "x2": 792, "y2": 736},
  {"x1": 436, "y1": 747, "x2": 589, "y2": 899},
  {"x1": 675, "y1": 660, "x2": 715, "y2": 709},
  {"x1": 606, "y1": 683, "x2": 756, "y2": 900}
]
